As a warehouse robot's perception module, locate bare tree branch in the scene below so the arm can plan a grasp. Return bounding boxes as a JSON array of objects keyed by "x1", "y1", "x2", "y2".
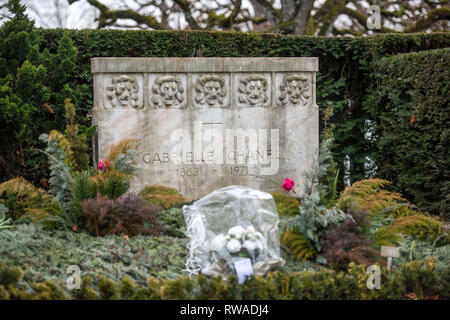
[
  {"x1": 173, "y1": 0, "x2": 200, "y2": 30},
  {"x1": 32, "y1": 0, "x2": 450, "y2": 34},
  {"x1": 404, "y1": 7, "x2": 450, "y2": 32}
]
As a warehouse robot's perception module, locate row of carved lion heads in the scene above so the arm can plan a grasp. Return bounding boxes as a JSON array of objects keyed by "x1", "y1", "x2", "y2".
[{"x1": 105, "y1": 73, "x2": 311, "y2": 109}]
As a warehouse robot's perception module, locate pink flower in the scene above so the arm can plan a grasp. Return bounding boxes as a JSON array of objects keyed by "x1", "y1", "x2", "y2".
[
  {"x1": 97, "y1": 160, "x2": 106, "y2": 171},
  {"x1": 281, "y1": 178, "x2": 295, "y2": 192}
]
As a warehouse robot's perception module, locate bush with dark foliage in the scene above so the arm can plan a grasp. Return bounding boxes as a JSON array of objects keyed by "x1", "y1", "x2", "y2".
[
  {"x1": 81, "y1": 193, "x2": 163, "y2": 237},
  {"x1": 319, "y1": 207, "x2": 382, "y2": 270}
]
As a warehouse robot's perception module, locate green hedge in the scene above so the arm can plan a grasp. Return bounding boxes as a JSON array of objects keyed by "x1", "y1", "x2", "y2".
[
  {"x1": 368, "y1": 49, "x2": 450, "y2": 217},
  {"x1": 1, "y1": 24, "x2": 449, "y2": 213},
  {"x1": 1, "y1": 260, "x2": 448, "y2": 300}
]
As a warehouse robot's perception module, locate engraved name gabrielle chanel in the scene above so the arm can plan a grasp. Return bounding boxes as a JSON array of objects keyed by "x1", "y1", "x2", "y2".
[{"x1": 141, "y1": 120, "x2": 278, "y2": 166}]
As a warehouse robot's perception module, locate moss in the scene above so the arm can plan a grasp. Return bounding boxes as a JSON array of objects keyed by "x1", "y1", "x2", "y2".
[
  {"x1": 140, "y1": 185, "x2": 187, "y2": 209},
  {"x1": 271, "y1": 192, "x2": 300, "y2": 217},
  {"x1": 140, "y1": 185, "x2": 181, "y2": 196},
  {"x1": 141, "y1": 194, "x2": 186, "y2": 209}
]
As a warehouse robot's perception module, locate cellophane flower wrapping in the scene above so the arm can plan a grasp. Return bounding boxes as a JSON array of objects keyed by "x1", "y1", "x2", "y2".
[{"x1": 183, "y1": 185, "x2": 284, "y2": 278}]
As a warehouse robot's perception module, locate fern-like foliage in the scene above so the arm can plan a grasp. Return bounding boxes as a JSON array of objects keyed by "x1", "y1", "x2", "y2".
[
  {"x1": 336, "y1": 178, "x2": 418, "y2": 217},
  {"x1": 374, "y1": 214, "x2": 447, "y2": 246},
  {"x1": 0, "y1": 177, "x2": 61, "y2": 221},
  {"x1": 280, "y1": 230, "x2": 315, "y2": 261}
]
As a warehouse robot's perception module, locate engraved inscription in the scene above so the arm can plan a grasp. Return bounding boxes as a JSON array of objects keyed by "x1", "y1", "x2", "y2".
[
  {"x1": 176, "y1": 167, "x2": 200, "y2": 177},
  {"x1": 277, "y1": 73, "x2": 310, "y2": 107},
  {"x1": 151, "y1": 75, "x2": 185, "y2": 108},
  {"x1": 106, "y1": 75, "x2": 140, "y2": 108},
  {"x1": 238, "y1": 74, "x2": 269, "y2": 107},
  {"x1": 230, "y1": 165, "x2": 248, "y2": 176},
  {"x1": 194, "y1": 74, "x2": 227, "y2": 107},
  {"x1": 92, "y1": 57, "x2": 319, "y2": 200}
]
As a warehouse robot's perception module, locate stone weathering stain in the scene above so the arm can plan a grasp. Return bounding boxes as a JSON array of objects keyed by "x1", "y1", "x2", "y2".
[{"x1": 91, "y1": 57, "x2": 319, "y2": 200}]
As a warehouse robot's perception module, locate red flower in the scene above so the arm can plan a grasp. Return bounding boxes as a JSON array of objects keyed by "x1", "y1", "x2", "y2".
[
  {"x1": 281, "y1": 178, "x2": 295, "y2": 192},
  {"x1": 97, "y1": 160, "x2": 106, "y2": 171},
  {"x1": 98, "y1": 159, "x2": 112, "y2": 172}
]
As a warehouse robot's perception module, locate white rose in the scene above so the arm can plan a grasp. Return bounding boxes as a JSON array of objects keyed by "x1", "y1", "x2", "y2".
[
  {"x1": 254, "y1": 232, "x2": 263, "y2": 240},
  {"x1": 248, "y1": 231, "x2": 262, "y2": 242},
  {"x1": 210, "y1": 234, "x2": 226, "y2": 252},
  {"x1": 228, "y1": 225, "x2": 245, "y2": 239},
  {"x1": 243, "y1": 240, "x2": 256, "y2": 251},
  {"x1": 245, "y1": 225, "x2": 256, "y2": 234},
  {"x1": 255, "y1": 240, "x2": 264, "y2": 251},
  {"x1": 226, "y1": 238, "x2": 242, "y2": 253}
]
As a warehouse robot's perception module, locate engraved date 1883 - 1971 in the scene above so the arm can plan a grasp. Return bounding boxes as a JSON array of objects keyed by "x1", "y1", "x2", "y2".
[{"x1": 175, "y1": 166, "x2": 248, "y2": 177}]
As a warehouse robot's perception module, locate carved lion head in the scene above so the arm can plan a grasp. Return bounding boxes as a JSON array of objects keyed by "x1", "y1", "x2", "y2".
[
  {"x1": 106, "y1": 75, "x2": 139, "y2": 108},
  {"x1": 151, "y1": 75, "x2": 184, "y2": 108},
  {"x1": 194, "y1": 74, "x2": 227, "y2": 107},
  {"x1": 238, "y1": 74, "x2": 269, "y2": 106},
  {"x1": 278, "y1": 73, "x2": 310, "y2": 106}
]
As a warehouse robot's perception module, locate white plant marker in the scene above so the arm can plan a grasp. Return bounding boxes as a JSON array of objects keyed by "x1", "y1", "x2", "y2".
[
  {"x1": 381, "y1": 246, "x2": 400, "y2": 272},
  {"x1": 234, "y1": 258, "x2": 254, "y2": 284}
]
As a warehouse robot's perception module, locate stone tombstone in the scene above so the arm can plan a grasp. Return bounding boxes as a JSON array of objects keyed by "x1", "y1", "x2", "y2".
[{"x1": 91, "y1": 57, "x2": 319, "y2": 200}]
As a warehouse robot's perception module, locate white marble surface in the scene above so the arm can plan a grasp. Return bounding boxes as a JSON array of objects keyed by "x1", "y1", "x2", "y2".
[{"x1": 92, "y1": 58, "x2": 319, "y2": 200}]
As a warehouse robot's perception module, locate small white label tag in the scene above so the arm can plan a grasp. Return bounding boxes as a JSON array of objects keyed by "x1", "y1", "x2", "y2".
[
  {"x1": 381, "y1": 246, "x2": 400, "y2": 258},
  {"x1": 234, "y1": 258, "x2": 254, "y2": 284}
]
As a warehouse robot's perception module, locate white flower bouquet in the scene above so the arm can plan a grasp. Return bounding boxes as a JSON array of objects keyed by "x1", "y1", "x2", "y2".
[
  {"x1": 209, "y1": 224, "x2": 267, "y2": 274},
  {"x1": 183, "y1": 186, "x2": 284, "y2": 279}
]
